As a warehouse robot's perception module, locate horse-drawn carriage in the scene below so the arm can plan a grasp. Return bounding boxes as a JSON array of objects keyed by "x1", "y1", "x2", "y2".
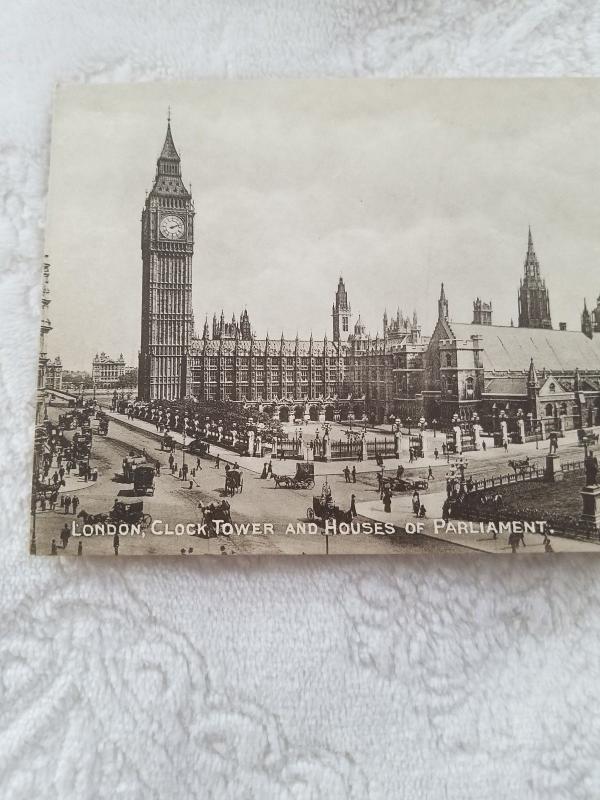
[
  {"x1": 307, "y1": 481, "x2": 352, "y2": 524},
  {"x1": 161, "y1": 433, "x2": 175, "y2": 452},
  {"x1": 110, "y1": 499, "x2": 152, "y2": 528},
  {"x1": 508, "y1": 456, "x2": 531, "y2": 476},
  {"x1": 122, "y1": 455, "x2": 147, "y2": 483},
  {"x1": 133, "y1": 464, "x2": 155, "y2": 496},
  {"x1": 383, "y1": 475, "x2": 428, "y2": 493},
  {"x1": 273, "y1": 462, "x2": 315, "y2": 489},
  {"x1": 307, "y1": 495, "x2": 352, "y2": 524},
  {"x1": 578, "y1": 428, "x2": 599, "y2": 447},
  {"x1": 225, "y1": 467, "x2": 243, "y2": 496},
  {"x1": 198, "y1": 501, "x2": 232, "y2": 537},
  {"x1": 187, "y1": 438, "x2": 210, "y2": 458}
]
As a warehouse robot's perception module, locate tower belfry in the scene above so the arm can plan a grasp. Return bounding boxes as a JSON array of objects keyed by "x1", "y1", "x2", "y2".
[
  {"x1": 138, "y1": 116, "x2": 195, "y2": 400},
  {"x1": 517, "y1": 227, "x2": 552, "y2": 329}
]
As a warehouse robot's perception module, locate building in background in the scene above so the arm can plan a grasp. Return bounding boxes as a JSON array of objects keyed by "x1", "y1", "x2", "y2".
[
  {"x1": 424, "y1": 284, "x2": 600, "y2": 429},
  {"x1": 46, "y1": 356, "x2": 63, "y2": 391},
  {"x1": 92, "y1": 352, "x2": 126, "y2": 388}
]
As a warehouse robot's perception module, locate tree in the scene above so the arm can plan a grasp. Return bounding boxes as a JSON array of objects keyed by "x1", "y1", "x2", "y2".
[{"x1": 116, "y1": 368, "x2": 138, "y2": 389}]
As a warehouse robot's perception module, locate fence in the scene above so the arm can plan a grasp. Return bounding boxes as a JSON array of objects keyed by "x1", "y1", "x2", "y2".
[
  {"x1": 330, "y1": 440, "x2": 362, "y2": 461},
  {"x1": 366, "y1": 437, "x2": 396, "y2": 459}
]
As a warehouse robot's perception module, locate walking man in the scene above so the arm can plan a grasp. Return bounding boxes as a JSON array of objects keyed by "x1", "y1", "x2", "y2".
[
  {"x1": 351, "y1": 466, "x2": 356, "y2": 483},
  {"x1": 64, "y1": 495, "x2": 71, "y2": 514},
  {"x1": 113, "y1": 533, "x2": 120, "y2": 556},
  {"x1": 60, "y1": 523, "x2": 70, "y2": 549},
  {"x1": 343, "y1": 466, "x2": 351, "y2": 483},
  {"x1": 71, "y1": 495, "x2": 79, "y2": 515},
  {"x1": 350, "y1": 493, "x2": 357, "y2": 518},
  {"x1": 428, "y1": 465, "x2": 434, "y2": 480}
]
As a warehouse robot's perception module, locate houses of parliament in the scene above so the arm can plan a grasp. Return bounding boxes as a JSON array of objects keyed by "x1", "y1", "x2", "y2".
[{"x1": 139, "y1": 121, "x2": 600, "y2": 429}]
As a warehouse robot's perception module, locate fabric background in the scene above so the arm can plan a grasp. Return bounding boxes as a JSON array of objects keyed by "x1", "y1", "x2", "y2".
[{"x1": 1, "y1": 2, "x2": 600, "y2": 798}]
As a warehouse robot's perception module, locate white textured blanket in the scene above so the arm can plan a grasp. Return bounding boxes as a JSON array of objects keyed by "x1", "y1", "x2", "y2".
[{"x1": 1, "y1": 2, "x2": 599, "y2": 798}]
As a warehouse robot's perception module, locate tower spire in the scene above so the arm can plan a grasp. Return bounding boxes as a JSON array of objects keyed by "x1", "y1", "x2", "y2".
[{"x1": 438, "y1": 282, "x2": 449, "y2": 322}]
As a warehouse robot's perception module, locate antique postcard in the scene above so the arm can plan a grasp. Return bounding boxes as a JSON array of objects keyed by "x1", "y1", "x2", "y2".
[{"x1": 31, "y1": 79, "x2": 600, "y2": 556}]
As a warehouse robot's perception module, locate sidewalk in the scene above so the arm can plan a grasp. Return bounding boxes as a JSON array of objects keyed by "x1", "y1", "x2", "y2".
[{"x1": 355, "y1": 491, "x2": 597, "y2": 554}]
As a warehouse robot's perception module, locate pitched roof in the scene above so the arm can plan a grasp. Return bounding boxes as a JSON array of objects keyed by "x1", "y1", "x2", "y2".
[
  {"x1": 483, "y1": 376, "x2": 528, "y2": 396},
  {"x1": 448, "y1": 323, "x2": 600, "y2": 372},
  {"x1": 159, "y1": 122, "x2": 180, "y2": 160}
]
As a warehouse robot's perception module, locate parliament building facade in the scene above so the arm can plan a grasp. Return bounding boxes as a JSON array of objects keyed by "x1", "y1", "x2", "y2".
[{"x1": 139, "y1": 122, "x2": 600, "y2": 431}]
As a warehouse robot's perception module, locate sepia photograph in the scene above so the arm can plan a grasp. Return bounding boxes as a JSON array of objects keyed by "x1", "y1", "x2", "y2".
[{"x1": 31, "y1": 79, "x2": 600, "y2": 556}]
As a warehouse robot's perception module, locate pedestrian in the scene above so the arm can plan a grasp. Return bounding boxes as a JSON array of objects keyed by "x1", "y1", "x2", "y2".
[
  {"x1": 64, "y1": 495, "x2": 71, "y2": 514},
  {"x1": 49, "y1": 494, "x2": 57, "y2": 512},
  {"x1": 182, "y1": 463, "x2": 188, "y2": 481},
  {"x1": 261, "y1": 463, "x2": 268, "y2": 479},
  {"x1": 428, "y1": 465, "x2": 434, "y2": 480},
  {"x1": 352, "y1": 466, "x2": 356, "y2": 483},
  {"x1": 50, "y1": 538, "x2": 58, "y2": 555},
  {"x1": 215, "y1": 454, "x2": 220, "y2": 469},
  {"x1": 503, "y1": 439, "x2": 508, "y2": 453},
  {"x1": 40, "y1": 497, "x2": 47, "y2": 512},
  {"x1": 350, "y1": 494, "x2": 357, "y2": 518},
  {"x1": 77, "y1": 540, "x2": 83, "y2": 556},
  {"x1": 267, "y1": 461, "x2": 272, "y2": 477},
  {"x1": 83, "y1": 465, "x2": 88, "y2": 483},
  {"x1": 442, "y1": 443, "x2": 447, "y2": 456},
  {"x1": 377, "y1": 472, "x2": 382, "y2": 493},
  {"x1": 113, "y1": 533, "x2": 120, "y2": 556},
  {"x1": 92, "y1": 467, "x2": 98, "y2": 482},
  {"x1": 60, "y1": 523, "x2": 70, "y2": 549},
  {"x1": 481, "y1": 440, "x2": 487, "y2": 452},
  {"x1": 72, "y1": 495, "x2": 79, "y2": 515},
  {"x1": 382, "y1": 488, "x2": 392, "y2": 513},
  {"x1": 343, "y1": 466, "x2": 351, "y2": 483},
  {"x1": 418, "y1": 503, "x2": 426, "y2": 518},
  {"x1": 434, "y1": 448, "x2": 439, "y2": 460},
  {"x1": 168, "y1": 454, "x2": 174, "y2": 471},
  {"x1": 509, "y1": 531, "x2": 518, "y2": 554},
  {"x1": 59, "y1": 466, "x2": 65, "y2": 481},
  {"x1": 52, "y1": 471, "x2": 59, "y2": 485},
  {"x1": 412, "y1": 491, "x2": 420, "y2": 516},
  {"x1": 196, "y1": 457, "x2": 202, "y2": 470},
  {"x1": 66, "y1": 461, "x2": 71, "y2": 476}
]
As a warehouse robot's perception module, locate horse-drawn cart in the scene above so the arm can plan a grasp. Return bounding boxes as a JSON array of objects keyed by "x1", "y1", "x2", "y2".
[
  {"x1": 273, "y1": 462, "x2": 315, "y2": 489},
  {"x1": 307, "y1": 482, "x2": 352, "y2": 524},
  {"x1": 110, "y1": 499, "x2": 152, "y2": 528}
]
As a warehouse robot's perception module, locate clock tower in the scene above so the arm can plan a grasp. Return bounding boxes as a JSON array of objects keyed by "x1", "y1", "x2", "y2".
[{"x1": 138, "y1": 117, "x2": 194, "y2": 400}]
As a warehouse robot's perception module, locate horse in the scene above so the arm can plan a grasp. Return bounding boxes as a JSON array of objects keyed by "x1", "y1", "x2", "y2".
[
  {"x1": 77, "y1": 509, "x2": 108, "y2": 526},
  {"x1": 271, "y1": 473, "x2": 290, "y2": 488},
  {"x1": 508, "y1": 456, "x2": 530, "y2": 475}
]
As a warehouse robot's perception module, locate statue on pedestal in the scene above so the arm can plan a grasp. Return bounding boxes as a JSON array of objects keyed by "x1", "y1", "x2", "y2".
[{"x1": 584, "y1": 451, "x2": 598, "y2": 486}]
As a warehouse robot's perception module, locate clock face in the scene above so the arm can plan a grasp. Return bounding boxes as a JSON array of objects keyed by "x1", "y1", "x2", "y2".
[{"x1": 159, "y1": 215, "x2": 185, "y2": 240}]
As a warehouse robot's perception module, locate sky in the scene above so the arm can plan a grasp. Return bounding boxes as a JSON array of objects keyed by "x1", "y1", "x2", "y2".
[{"x1": 45, "y1": 79, "x2": 600, "y2": 372}]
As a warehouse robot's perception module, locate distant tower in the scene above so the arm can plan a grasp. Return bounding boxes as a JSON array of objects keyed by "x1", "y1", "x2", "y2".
[
  {"x1": 472, "y1": 297, "x2": 493, "y2": 325},
  {"x1": 438, "y1": 283, "x2": 449, "y2": 322},
  {"x1": 517, "y1": 228, "x2": 552, "y2": 329},
  {"x1": 139, "y1": 115, "x2": 194, "y2": 400},
  {"x1": 582, "y1": 299, "x2": 593, "y2": 339},
  {"x1": 239, "y1": 308, "x2": 252, "y2": 340},
  {"x1": 332, "y1": 276, "x2": 351, "y2": 342}
]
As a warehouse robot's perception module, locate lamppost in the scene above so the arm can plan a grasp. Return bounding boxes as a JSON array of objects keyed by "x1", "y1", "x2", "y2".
[{"x1": 432, "y1": 418, "x2": 437, "y2": 438}]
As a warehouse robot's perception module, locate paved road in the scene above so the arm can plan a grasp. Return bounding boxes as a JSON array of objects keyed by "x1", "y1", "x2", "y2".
[{"x1": 34, "y1": 406, "x2": 460, "y2": 556}]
